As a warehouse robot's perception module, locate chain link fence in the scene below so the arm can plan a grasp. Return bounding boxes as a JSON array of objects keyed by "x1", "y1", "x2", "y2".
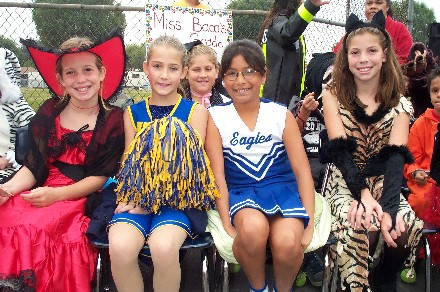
[{"x1": 0, "y1": 0, "x2": 409, "y2": 109}]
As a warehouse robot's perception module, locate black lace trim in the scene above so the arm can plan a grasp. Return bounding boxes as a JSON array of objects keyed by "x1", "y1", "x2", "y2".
[
  {"x1": 47, "y1": 124, "x2": 89, "y2": 159},
  {"x1": 352, "y1": 103, "x2": 390, "y2": 125},
  {"x1": 0, "y1": 269, "x2": 36, "y2": 291}
]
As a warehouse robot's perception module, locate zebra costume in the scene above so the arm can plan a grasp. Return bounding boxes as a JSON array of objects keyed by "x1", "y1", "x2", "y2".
[{"x1": 0, "y1": 48, "x2": 35, "y2": 183}]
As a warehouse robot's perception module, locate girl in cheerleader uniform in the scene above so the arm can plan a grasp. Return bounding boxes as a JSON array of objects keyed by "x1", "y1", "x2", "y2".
[
  {"x1": 205, "y1": 39, "x2": 315, "y2": 292},
  {"x1": 108, "y1": 35, "x2": 219, "y2": 292}
]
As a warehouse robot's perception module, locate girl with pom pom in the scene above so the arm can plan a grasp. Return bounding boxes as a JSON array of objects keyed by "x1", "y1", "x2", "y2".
[{"x1": 108, "y1": 35, "x2": 219, "y2": 292}]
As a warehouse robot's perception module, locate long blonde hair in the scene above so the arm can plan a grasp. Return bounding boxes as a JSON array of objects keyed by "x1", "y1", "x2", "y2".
[
  {"x1": 146, "y1": 35, "x2": 187, "y2": 96},
  {"x1": 182, "y1": 44, "x2": 218, "y2": 92}
]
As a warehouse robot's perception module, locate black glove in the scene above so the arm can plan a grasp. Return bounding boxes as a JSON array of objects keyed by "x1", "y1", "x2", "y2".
[
  {"x1": 323, "y1": 137, "x2": 368, "y2": 200},
  {"x1": 379, "y1": 145, "x2": 414, "y2": 228}
]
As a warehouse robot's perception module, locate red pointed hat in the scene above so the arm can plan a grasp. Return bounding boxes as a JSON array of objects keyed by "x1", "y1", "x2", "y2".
[{"x1": 20, "y1": 31, "x2": 126, "y2": 101}]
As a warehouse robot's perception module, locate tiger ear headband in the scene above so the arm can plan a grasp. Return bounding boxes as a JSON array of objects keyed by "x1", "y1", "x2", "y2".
[{"x1": 343, "y1": 10, "x2": 390, "y2": 51}]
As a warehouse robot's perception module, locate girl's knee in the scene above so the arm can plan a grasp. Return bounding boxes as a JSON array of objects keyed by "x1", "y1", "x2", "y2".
[
  {"x1": 236, "y1": 218, "x2": 269, "y2": 243},
  {"x1": 271, "y1": 233, "x2": 303, "y2": 260},
  {"x1": 108, "y1": 224, "x2": 145, "y2": 261},
  {"x1": 149, "y1": 240, "x2": 180, "y2": 264}
]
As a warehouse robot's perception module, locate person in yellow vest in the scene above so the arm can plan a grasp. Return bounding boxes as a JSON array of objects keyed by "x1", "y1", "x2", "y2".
[
  {"x1": 171, "y1": 0, "x2": 211, "y2": 9},
  {"x1": 258, "y1": 0, "x2": 329, "y2": 109}
]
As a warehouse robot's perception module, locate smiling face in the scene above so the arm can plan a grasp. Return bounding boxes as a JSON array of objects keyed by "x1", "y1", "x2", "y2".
[
  {"x1": 430, "y1": 76, "x2": 440, "y2": 116},
  {"x1": 365, "y1": 0, "x2": 389, "y2": 20},
  {"x1": 57, "y1": 52, "x2": 105, "y2": 105},
  {"x1": 347, "y1": 32, "x2": 386, "y2": 85},
  {"x1": 223, "y1": 54, "x2": 266, "y2": 105},
  {"x1": 186, "y1": 53, "x2": 219, "y2": 96},
  {"x1": 144, "y1": 45, "x2": 187, "y2": 101}
]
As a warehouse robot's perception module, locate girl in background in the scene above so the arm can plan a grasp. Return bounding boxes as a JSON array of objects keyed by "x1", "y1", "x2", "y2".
[
  {"x1": 108, "y1": 35, "x2": 219, "y2": 292},
  {"x1": 406, "y1": 67, "x2": 440, "y2": 267},
  {"x1": 258, "y1": 0, "x2": 329, "y2": 108},
  {"x1": 334, "y1": 0, "x2": 412, "y2": 65},
  {"x1": 404, "y1": 66, "x2": 440, "y2": 218},
  {"x1": 206, "y1": 39, "x2": 315, "y2": 292},
  {"x1": 0, "y1": 33, "x2": 126, "y2": 291},
  {"x1": 183, "y1": 40, "x2": 229, "y2": 107},
  {"x1": 321, "y1": 11, "x2": 422, "y2": 291}
]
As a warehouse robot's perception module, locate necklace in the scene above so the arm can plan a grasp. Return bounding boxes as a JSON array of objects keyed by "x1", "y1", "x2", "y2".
[{"x1": 70, "y1": 101, "x2": 99, "y2": 110}]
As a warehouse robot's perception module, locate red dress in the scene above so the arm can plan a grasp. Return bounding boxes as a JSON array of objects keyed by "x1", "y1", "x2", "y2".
[{"x1": 0, "y1": 116, "x2": 97, "y2": 292}]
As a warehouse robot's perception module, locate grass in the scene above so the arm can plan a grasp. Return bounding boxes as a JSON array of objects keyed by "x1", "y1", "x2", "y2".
[{"x1": 21, "y1": 87, "x2": 151, "y2": 111}]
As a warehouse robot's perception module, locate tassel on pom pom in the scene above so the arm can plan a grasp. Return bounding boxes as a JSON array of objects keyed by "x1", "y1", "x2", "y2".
[{"x1": 116, "y1": 116, "x2": 220, "y2": 213}]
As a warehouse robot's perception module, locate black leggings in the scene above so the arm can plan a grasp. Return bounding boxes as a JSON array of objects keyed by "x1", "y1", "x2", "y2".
[{"x1": 368, "y1": 231, "x2": 410, "y2": 291}]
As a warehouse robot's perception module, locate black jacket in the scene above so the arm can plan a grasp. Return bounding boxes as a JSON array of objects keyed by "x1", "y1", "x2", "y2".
[{"x1": 262, "y1": 0, "x2": 320, "y2": 107}]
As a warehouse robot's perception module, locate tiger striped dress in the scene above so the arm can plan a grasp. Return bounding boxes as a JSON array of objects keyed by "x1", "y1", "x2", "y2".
[{"x1": 321, "y1": 96, "x2": 423, "y2": 291}]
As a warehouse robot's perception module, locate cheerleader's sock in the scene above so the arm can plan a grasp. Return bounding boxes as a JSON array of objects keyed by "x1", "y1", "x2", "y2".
[{"x1": 249, "y1": 282, "x2": 268, "y2": 292}]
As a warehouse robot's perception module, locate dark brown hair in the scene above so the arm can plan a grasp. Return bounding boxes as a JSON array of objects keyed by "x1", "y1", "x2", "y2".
[
  {"x1": 428, "y1": 66, "x2": 440, "y2": 89},
  {"x1": 220, "y1": 39, "x2": 266, "y2": 78},
  {"x1": 330, "y1": 27, "x2": 403, "y2": 111},
  {"x1": 257, "y1": 0, "x2": 302, "y2": 44}
]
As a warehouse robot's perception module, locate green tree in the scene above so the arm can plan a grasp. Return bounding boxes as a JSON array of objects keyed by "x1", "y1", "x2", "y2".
[
  {"x1": 227, "y1": 0, "x2": 272, "y2": 41},
  {"x1": 391, "y1": 0, "x2": 435, "y2": 44},
  {"x1": 33, "y1": 0, "x2": 126, "y2": 48},
  {"x1": 0, "y1": 36, "x2": 32, "y2": 67},
  {"x1": 125, "y1": 44, "x2": 145, "y2": 71},
  {"x1": 390, "y1": 0, "x2": 408, "y2": 24},
  {"x1": 412, "y1": 1, "x2": 435, "y2": 44}
]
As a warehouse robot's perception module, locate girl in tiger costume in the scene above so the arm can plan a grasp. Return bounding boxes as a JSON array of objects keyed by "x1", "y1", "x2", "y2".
[{"x1": 321, "y1": 11, "x2": 423, "y2": 291}]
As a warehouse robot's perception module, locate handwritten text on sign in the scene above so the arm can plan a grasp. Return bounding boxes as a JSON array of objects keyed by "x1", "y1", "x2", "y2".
[{"x1": 146, "y1": 4, "x2": 233, "y2": 59}]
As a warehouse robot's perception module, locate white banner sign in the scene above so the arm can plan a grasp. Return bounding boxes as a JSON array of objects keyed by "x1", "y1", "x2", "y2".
[{"x1": 145, "y1": 4, "x2": 233, "y2": 60}]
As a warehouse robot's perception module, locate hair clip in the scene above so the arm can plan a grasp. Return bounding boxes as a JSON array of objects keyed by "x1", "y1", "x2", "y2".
[{"x1": 184, "y1": 40, "x2": 203, "y2": 52}]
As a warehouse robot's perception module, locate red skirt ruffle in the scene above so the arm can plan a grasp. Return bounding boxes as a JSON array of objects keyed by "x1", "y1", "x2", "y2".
[
  {"x1": 422, "y1": 185, "x2": 440, "y2": 265},
  {"x1": 0, "y1": 195, "x2": 97, "y2": 292}
]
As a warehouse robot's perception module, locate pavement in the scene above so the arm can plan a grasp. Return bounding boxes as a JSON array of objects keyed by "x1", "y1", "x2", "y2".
[{"x1": 101, "y1": 248, "x2": 440, "y2": 291}]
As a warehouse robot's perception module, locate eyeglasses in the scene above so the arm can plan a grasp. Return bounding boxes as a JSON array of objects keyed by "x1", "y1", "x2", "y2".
[{"x1": 223, "y1": 68, "x2": 259, "y2": 81}]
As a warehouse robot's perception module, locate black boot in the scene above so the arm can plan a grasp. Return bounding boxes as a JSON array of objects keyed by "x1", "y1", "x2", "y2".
[{"x1": 374, "y1": 237, "x2": 410, "y2": 292}]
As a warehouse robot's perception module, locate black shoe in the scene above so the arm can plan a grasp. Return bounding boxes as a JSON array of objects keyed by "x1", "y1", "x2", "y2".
[{"x1": 303, "y1": 253, "x2": 323, "y2": 287}]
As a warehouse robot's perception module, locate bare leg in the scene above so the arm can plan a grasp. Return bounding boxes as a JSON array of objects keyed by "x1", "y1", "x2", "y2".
[
  {"x1": 108, "y1": 223, "x2": 145, "y2": 292},
  {"x1": 233, "y1": 208, "x2": 270, "y2": 290},
  {"x1": 269, "y1": 215, "x2": 304, "y2": 292},
  {"x1": 148, "y1": 225, "x2": 187, "y2": 292}
]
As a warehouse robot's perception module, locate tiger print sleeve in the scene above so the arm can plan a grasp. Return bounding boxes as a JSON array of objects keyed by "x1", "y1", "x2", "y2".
[{"x1": 393, "y1": 96, "x2": 414, "y2": 118}]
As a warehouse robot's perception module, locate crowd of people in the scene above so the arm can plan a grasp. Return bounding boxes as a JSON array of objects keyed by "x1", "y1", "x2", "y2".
[{"x1": 0, "y1": 0, "x2": 439, "y2": 291}]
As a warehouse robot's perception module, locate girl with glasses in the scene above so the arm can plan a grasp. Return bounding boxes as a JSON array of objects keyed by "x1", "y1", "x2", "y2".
[{"x1": 205, "y1": 39, "x2": 315, "y2": 292}]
